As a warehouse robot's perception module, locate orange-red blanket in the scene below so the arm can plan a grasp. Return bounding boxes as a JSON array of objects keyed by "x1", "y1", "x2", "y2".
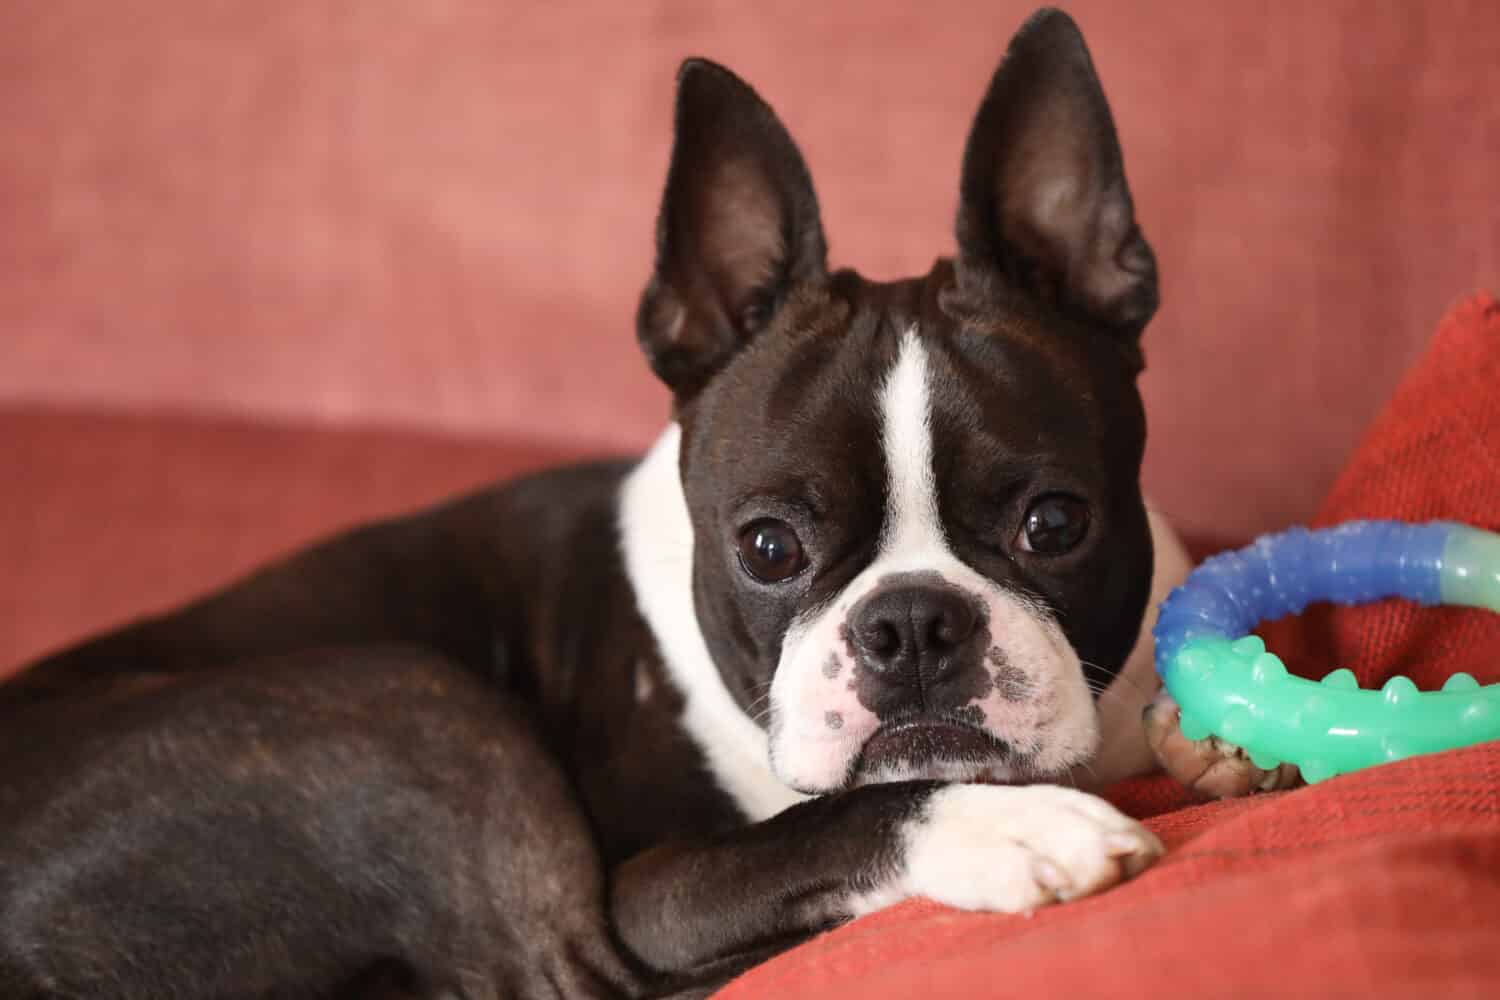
[{"x1": 718, "y1": 294, "x2": 1500, "y2": 999}]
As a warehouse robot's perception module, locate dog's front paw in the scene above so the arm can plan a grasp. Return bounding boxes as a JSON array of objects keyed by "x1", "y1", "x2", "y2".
[
  {"x1": 1143, "y1": 688, "x2": 1302, "y2": 798},
  {"x1": 852, "y1": 784, "x2": 1163, "y2": 916}
]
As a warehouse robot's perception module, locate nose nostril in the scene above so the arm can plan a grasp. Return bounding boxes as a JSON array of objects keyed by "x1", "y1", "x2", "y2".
[
  {"x1": 865, "y1": 622, "x2": 900, "y2": 656},
  {"x1": 930, "y1": 602, "x2": 977, "y2": 649},
  {"x1": 930, "y1": 617, "x2": 956, "y2": 648}
]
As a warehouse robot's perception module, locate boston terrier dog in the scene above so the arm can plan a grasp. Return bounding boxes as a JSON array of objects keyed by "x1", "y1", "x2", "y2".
[{"x1": 1, "y1": 9, "x2": 1182, "y2": 998}]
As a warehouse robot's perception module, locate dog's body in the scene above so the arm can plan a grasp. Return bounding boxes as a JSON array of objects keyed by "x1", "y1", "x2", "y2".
[{"x1": 1, "y1": 10, "x2": 1192, "y2": 998}]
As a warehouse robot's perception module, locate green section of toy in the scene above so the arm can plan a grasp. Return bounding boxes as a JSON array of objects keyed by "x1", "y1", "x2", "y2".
[{"x1": 1169, "y1": 636, "x2": 1500, "y2": 784}]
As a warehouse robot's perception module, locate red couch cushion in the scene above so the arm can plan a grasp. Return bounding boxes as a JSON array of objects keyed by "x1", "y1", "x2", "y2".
[
  {"x1": 716, "y1": 294, "x2": 1500, "y2": 998},
  {"x1": 1259, "y1": 293, "x2": 1500, "y2": 692}
]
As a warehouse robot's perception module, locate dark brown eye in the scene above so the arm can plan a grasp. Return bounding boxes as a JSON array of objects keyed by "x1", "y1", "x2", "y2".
[
  {"x1": 737, "y1": 519, "x2": 806, "y2": 583},
  {"x1": 1018, "y1": 494, "x2": 1090, "y2": 555}
]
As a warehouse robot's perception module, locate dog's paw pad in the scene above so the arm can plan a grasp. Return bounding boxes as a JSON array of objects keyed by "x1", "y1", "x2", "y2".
[{"x1": 1145, "y1": 689, "x2": 1301, "y2": 798}]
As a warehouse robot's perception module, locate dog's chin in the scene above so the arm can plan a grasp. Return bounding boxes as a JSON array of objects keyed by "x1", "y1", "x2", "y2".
[{"x1": 846, "y1": 718, "x2": 1023, "y2": 789}]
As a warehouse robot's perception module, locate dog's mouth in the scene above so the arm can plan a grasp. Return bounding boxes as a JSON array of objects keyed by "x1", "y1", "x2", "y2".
[{"x1": 849, "y1": 713, "x2": 1016, "y2": 787}]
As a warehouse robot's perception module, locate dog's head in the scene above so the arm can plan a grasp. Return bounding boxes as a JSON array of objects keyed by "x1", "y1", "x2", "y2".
[{"x1": 634, "y1": 10, "x2": 1157, "y2": 795}]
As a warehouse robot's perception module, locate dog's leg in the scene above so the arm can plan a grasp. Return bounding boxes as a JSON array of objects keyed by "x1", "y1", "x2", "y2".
[
  {"x1": 1143, "y1": 688, "x2": 1302, "y2": 797},
  {"x1": 0, "y1": 647, "x2": 645, "y2": 1000},
  {"x1": 610, "y1": 781, "x2": 1162, "y2": 979}
]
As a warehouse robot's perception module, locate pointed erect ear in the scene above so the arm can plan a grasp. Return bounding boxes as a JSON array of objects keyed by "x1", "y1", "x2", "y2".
[
  {"x1": 637, "y1": 59, "x2": 828, "y2": 398},
  {"x1": 955, "y1": 9, "x2": 1158, "y2": 343}
]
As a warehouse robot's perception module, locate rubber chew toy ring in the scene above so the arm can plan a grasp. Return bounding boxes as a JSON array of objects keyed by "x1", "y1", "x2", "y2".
[{"x1": 1153, "y1": 520, "x2": 1500, "y2": 784}]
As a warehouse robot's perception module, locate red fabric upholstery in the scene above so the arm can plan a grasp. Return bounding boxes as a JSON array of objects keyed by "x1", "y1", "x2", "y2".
[
  {"x1": 1259, "y1": 294, "x2": 1500, "y2": 691},
  {"x1": 3, "y1": 7, "x2": 1496, "y2": 989},
  {"x1": 2, "y1": 2, "x2": 1497, "y2": 541},
  {"x1": 717, "y1": 295, "x2": 1500, "y2": 998}
]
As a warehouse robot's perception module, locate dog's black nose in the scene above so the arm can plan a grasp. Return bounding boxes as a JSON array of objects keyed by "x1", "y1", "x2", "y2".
[{"x1": 849, "y1": 582, "x2": 979, "y2": 685}]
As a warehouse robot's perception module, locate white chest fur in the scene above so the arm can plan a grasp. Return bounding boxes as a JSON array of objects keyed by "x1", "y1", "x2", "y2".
[{"x1": 617, "y1": 425, "x2": 809, "y2": 822}]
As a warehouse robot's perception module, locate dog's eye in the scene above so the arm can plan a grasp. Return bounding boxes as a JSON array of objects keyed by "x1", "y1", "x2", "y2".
[
  {"x1": 1017, "y1": 494, "x2": 1090, "y2": 555},
  {"x1": 737, "y1": 519, "x2": 807, "y2": 583}
]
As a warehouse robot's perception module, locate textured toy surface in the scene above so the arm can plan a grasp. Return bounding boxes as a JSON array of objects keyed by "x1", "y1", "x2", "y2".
[{"x1": 1153, "y1": 521, "x2": 1500, "y2": 783}]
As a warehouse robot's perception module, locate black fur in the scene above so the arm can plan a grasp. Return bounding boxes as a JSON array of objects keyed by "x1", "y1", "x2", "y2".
[{"x1": 0, "y1": 10, "x2": 1157, "y2": 997}]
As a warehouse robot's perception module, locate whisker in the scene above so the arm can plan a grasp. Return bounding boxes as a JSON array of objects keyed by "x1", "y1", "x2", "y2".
[
  {"x1": 1080, "y1": 661, "x2": 1159, "y2": 701},
  {"x1": 1082, "y1": 678, "x2": 1123, "y2": 699}
]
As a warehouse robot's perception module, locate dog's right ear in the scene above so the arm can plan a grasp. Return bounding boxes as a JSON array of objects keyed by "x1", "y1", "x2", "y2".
[{"x1": 637, "y1": 60, "x2": 828, "y2": 400}]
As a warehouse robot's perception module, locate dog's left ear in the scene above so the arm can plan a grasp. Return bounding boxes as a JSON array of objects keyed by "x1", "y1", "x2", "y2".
[
  {"x1": 954, "y1": 9, "x2": 1158, "y2": 347},
  {"x1": 637, "y1": 59, "x2": 828, "y2": 400}
]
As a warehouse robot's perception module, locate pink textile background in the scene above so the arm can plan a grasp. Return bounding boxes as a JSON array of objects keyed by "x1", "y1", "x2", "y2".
[{"x1": 2, "y1": 1, "x2": 1497, "y2": 543}]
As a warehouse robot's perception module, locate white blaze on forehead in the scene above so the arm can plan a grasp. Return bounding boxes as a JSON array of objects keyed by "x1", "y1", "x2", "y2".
[{"x1": 879, "y1": 329, "x2": 944, "y2": 558}]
